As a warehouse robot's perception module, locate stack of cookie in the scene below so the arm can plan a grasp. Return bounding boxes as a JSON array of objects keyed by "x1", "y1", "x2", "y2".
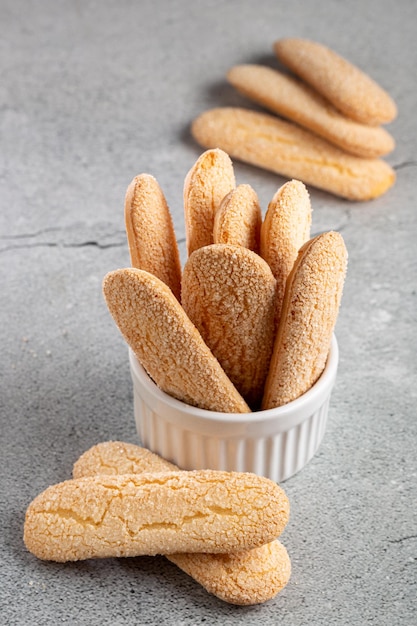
[
  {"x1": 104, "y1": 148, "x2": 347, "y2": 413},
  {"x1": 24, "y1": 442, "x2": 292, "y2": 605},
  {"x1": 192, "y1": 38, "x2": 397, "y2": 201}
]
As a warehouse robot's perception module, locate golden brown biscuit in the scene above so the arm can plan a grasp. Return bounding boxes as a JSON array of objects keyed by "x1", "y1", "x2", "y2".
[
  {"x1": 103, "y1": 268, "x2": 250, "y2": 413},
  {"x1": 24, "y1": 470, "x2": 290, "y2": 561},
  {"x1": 213, "y1": 183, "x2": 262, "y2": 253},
  {"x1": 73, "y1": 441, "x2": 291, "y2": 605},
  {"x1": 260, "y1": 179, "x2": 312, "y2": 322},
  {"x1": 169, "y1": 541, "x2": 291, "y2": 606},
  {"x1": 124, "y1": 173, "x2": 182, "y2": 301},
  {"x1": 182, "y1": 244, "x2": 277, "y2": 409},
  {"x1": 227, "y1": 64, "x2": 395, "y2": 158},
  {"x1": 274, "y1": 38, "x2": 397, "y2": 126},
  {"x1": 262, "y1": 231, "x2": 347, "y2": 409},
  {"x1": 184, "y1": 148, "x2": 235, "y2": 255},
  {"x1": 73, "y1": 441, "x2": 178, "y2": 478},
  {"x1": 191, "y1": 107, "x2": 395, "y2": 201}
]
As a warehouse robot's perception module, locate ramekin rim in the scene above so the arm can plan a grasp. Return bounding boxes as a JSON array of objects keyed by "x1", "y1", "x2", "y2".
[{"x1": 128, "y1": 334, "x2": 338, "y2": 425}]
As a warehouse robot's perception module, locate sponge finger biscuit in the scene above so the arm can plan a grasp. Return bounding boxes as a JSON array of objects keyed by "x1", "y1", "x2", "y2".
[
  {"x1": 260, "y1": 179, "x2": 311, "y2": 322},
  {"x1": 274, "y1": 38, "x2": 397, "y2": 126},
  {"x1": 191, "y1": 107, "x2": 395, "y2": 201},
  {"x1": 184, "y1": 148, "x2": 235, "y2": 255},
  {"x1": 213, "y1": 183, "x2": 262, "y2": 253},
  {"x1": 103, "y1": 268, "x2": 250, "y2": 413},
  {"x1": 168, "y1": 541, "x2": 291, "y2": 606},
  {"x1": 227, "y1": 64, "x2": 395, "y2": 158},
  {"x1": 125, "y1": 173, "x2": 182, "y2": 301},
  {"x1": 73, "y1": 441, "x2": 179, "y2": 478},
  {"x1": 182, "y1": 244, "x2": 277, "y2": 409},
  {"x1": 262, "y1": 231, "x2": 347, "y2": 409},
  {"x1": 73, "y1": 441, "x2": 291, "y2": 606},
  {"x1": 24, "y1": 469, "x2": 290, "y2": 561}
]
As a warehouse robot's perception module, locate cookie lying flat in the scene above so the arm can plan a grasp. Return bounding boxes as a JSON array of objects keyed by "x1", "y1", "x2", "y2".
[
  {"x1": 262, "y1": 231, "x2": 347, "y2": 409},
  {"x1": 227, "y1": 64, "x2": 395, "y2": 158},
  {"x1": 24, "y1": 470, "x2": 290, "y2": 561},
  {"x1": 274, "y1": 38, "x2": 397, "y2": 126},
  {"x1": 184, "y1": 148, "x2": 235, "y2": 255},
  {"x1": 260, "y1": 180, "x2": 311, "y2": 322},
  {"x1": 213, "y1": 183, "x2": 262, "y2": 253},
  {"x1": 73, "y1": 441, "x2": 291, "y2": 606},
  {"x1": 169, "y1": 541, "x2": 291, "y2": 606},
  {"x1": 125, "y1": 173, "x2": 182, "y2": 301},
  {"x1": 182, "y1": 244, "x2": 277, "y2": 409},
  {"x1": 103, "y1": 268, "x2": 250, "y2": 413},
  {"x1": 191, "y1": 107, "x2": 395, "y2": 201}
]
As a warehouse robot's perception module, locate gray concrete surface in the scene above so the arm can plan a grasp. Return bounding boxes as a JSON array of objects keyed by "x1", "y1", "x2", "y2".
[{"x1": 1, "y1": 1, "x2": 416, "y2": 624}]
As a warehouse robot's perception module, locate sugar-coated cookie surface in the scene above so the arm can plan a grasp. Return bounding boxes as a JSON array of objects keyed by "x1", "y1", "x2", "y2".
[
  {"x1": 169, "y1": 540, "x2": 291, "y2": 606},
  {"x1": 227, "y1": 64, "x2": 395, "y2": 158},
  {"x1": 73, "y1": 441, "x2": 291, "y2": 605},
  {"x1": 24, "y1": 470, "x2": 290, "y2": 562},
  {"x1": 124, "y1": 173, "x2": 182, "y2": 301},
  {"x1": 73, "y1": 441, "x2": 178, "y2": 479},
  {"x1": 184, "y1": 148, "x2": 235, "y2": 255},
  {"x1": 182, "y1": 244, "x2": 277, "y2": 409},
  {"x1": 262, "y1": 231, "x2": 347, "y2": 409},
  {"x1": 274, "y1": 38, "x2": 397, "y2": 126},
  {"x1": 103, "y1": 268, "x2": 250, "y2": 413},
  {"x1": 213, "y1": 183, "x2": 262, "y2": 253},
  {"x1": 191, "y1": 107, "x2": 395, "y2": 201},
  {"x1": 260, "y1": 180, "x2": 311, "y2": 323}
]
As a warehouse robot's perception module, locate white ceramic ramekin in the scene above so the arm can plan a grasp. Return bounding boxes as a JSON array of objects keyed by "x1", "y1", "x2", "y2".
[{"x1": 129, "y1": 335, "x2": 338, "y2": 483}]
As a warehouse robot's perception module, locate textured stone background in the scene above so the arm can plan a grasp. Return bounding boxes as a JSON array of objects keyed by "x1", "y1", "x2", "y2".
[{"x1": 1, "y1": 1, "x2": 416, "y2": 624}]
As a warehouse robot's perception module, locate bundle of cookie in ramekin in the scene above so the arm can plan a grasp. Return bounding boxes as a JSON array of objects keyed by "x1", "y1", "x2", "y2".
[
  {"x1": 192, "y1": 38, "x2": 397, "y2": 201},
  {"x1": 24, "y1": 147, "x2": 348, "y2": 605},
  {"x1": 105, "y1": 148, "x2": 347, "y2": 413}
]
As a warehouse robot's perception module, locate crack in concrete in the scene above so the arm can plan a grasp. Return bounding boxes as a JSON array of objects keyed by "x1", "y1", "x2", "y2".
[
  {"x1": 388, "y1": 534, "x2": 417, "y2": 544},
  {"x1": 0, "y1": 228, "x2": 187, "y2": 254},
  {"x1": 393, "y1": 160, "x2": 417, "y2": 171},
  {"x1": 0, "y1": 224, "x2": 127, "y2": 253},
  {"x1": 0, "y1": 240, "x2": 125, "y2": 252},
  {"x1": 1, "y1": 227, "x2": 64, "y2": 240}
]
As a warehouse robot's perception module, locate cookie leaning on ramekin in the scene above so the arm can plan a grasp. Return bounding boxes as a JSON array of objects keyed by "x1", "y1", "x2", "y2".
[
  {"x1": 213, "y1": 183, "x2": 262, "y2": 254},
  {"x1": 183, "y1": 148, "x2": 235, "y2": 256},
  {"x1": 182, "y1": 244, "x2": 277, "y2": 409},
  {"x1": 260, "y1": 179, "x2": 312, "y2": 324},
  {"x1": 262, "y1": 231, "x2": 347, "y2": 409},
  {"x1": 125, "y1": 173, "x2": 182, "y2": 301},
  {"x1": 103, "y1": 267, "x2": 250, "y2": 413}
]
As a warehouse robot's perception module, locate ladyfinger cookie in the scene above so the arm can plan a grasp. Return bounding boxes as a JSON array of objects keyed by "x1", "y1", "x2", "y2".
[
  {"x1": 24, "y1": 470, "x2": 290, "y2": 561},
  {"x1": 73, "y1": 441, "x2": 178, "y2": 478},
  {"x1": 260, "y1": 179, "x2": 311, "y2": 322},
  {"x1": 184, "y1": 148, "x2": 235, "y2": 255},
  {"x1": 73, "y1": 441, "x2": 291, "y2": 606},
  {"x1": 274, "y1": 38, "x2": 397, "y2": 126},
  {"x1": 213, "y1": 183, "x2": 262, "y2": 253},
  {"x1": 182, "y1": 244, "x2": 277, "y2": 409},
  {"x1": 191, "y1": 107, "x2": 395, "y2": 201},
  {"x1": 227, "y1": 64, "x2": 395, "y2": 158},
  {"x1": 170, "y1": 541, "x2": 291, "y2": 606},
  {"x1": 262, "y1": 231, "x2": 347, "y2": 409},
  {"x1": 103, "y1": 268, "x2": 250, "y2": 413},
  {"x1": 124, "y1": 174, "x2": 182, "y2": 301}
]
